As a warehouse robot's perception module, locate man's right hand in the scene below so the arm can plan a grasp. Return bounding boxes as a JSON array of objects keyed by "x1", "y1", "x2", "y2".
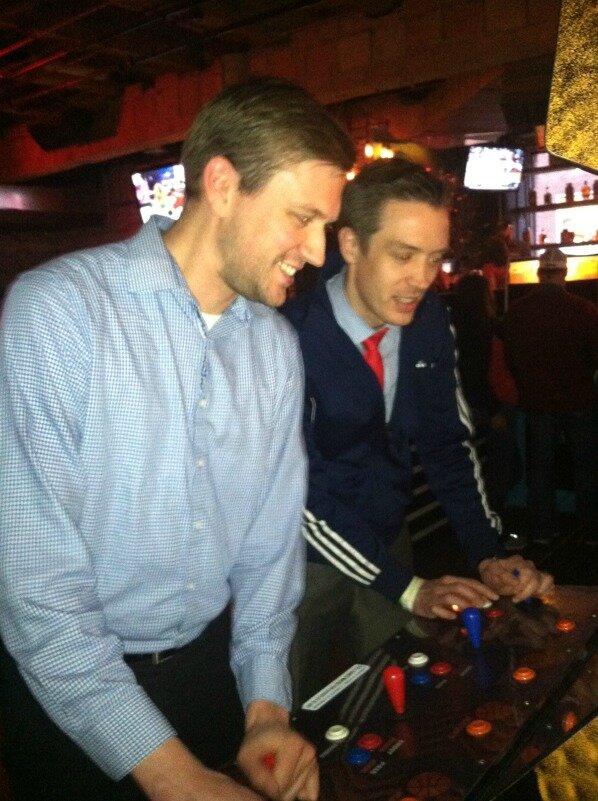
[
  {"x1": 412, "y1": 576, "x2": 499, "y2": 620},
  {"x1": 131, "y1": 737, "x2": 264, "y2": 801}
]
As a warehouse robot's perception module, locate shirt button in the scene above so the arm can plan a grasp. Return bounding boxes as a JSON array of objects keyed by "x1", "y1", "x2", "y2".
[
  {"x1": 196, "y1": 458, "x2": 205, "y2": 468},
  {"x1": 199, "y1": 399, "x2": 208, "y2": 408},
  {"x1": 193, "y1": 520, "x2": 203, "y2": 530},
  {"x1": 186, "y1": 582, "x2": 196, "y2": 590}
]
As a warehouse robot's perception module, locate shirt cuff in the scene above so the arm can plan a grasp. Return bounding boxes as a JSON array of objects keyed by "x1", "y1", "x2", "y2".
[{"x1": 398, "y1": 576, "x2": 425, "y2": 611}]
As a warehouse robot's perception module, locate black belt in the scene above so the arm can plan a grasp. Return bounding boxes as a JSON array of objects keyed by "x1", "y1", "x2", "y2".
[
  {"x1": 123, "y1": 609, "x2": 231, "y2": 667},
  {"x1": 124, "y1": 647, "x2": 181, "y2": 666}
]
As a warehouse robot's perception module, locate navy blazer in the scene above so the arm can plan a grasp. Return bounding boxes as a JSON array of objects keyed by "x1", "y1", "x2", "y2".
[{"x1": 281, "y1": 271, "x2": 501, "y2": 600}]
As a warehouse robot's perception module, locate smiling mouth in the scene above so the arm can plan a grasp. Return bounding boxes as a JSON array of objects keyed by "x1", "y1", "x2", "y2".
[
  {"x1": 279, "y1": 261, "x2": 298, "y2": 277},
  {"x1": 395, "y1": 294, "x2": 421, "y2": 306}
]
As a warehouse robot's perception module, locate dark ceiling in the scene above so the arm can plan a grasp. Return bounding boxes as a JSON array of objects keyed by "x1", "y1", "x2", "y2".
[
  {"x1": 0, "y1": 0, "x2": 406, "y2": 137},
  {"x1": 1, "y1": 1, "x2": 555, "y2": 134}
]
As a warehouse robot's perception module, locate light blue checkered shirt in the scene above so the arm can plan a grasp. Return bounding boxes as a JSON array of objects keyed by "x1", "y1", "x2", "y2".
[{"x1": 0, "y1": 217, "x2": 307, "y2": 779}]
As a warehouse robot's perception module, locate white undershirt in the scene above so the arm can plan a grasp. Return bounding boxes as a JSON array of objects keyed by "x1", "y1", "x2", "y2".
[{"x1": 201, "y1": 312, "x2": 221, "y2": 331}]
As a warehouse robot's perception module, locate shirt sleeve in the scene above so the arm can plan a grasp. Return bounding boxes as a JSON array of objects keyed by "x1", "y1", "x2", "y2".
[
  {"x1": 0, "y1": 272, "x2": 175, "y2": 780},
  {"x1": 228, "y1": 334, "x2": 308, "y2": 712}
]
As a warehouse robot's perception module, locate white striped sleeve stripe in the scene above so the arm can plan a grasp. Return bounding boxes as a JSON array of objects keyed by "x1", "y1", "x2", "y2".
[
  {"x1": 450, "y1": 324, "x2": 503, "y2": 534},
  {"x1": 302, "y1": 508, "x2": 380, "y2": 586}
]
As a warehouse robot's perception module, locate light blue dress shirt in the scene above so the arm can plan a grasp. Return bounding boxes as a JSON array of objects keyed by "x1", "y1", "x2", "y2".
[
  {"x1": 0, "y1": 217, "x2": 307, "y2": 779},
  {"x1": 327, "y1": 266, "x2": 401, "y2": 420}
]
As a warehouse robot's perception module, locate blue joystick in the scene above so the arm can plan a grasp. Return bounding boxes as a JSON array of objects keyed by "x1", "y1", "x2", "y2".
[{"x1": 461, "y1": 606, "x2": 482, "y2": 649}]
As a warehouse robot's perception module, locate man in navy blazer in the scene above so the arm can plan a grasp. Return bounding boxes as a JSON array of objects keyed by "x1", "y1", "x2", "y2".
[{"x1": 282, "y1": 159, "x2": 553, "y2": 705}]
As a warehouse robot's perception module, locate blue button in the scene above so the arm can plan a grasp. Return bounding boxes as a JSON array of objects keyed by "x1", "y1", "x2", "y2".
[
  {"x1": 345, "y1": 747, "x2": 371, "y2": 766},
  {"x1": 410, "y1": 670, "x2": 432, "y2": 686}
]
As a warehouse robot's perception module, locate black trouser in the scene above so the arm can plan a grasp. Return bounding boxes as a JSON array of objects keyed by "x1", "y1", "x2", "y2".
[{"x1": 0, "y1": 610, "x2": 245, "y2": 801}]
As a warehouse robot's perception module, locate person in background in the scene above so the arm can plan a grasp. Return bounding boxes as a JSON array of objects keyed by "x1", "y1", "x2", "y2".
[
  {"x1": 449, "y1": 272, "x2": 522, "y2": 547},
  {"x1": 479, "y1": 234, "x2": 511, "y2": 292},
  {"x1": 0, "y1": 76, "x2": 355, "y2": 801},
  {"x1": 504, "y1": 247, "x2": 598, "y2": 546},
  {"x1": 497, "y1": 219, "x2": 531, "y2": 262},
  {"x1": 282, "y1": 159, "x2": 554, "y2": 706}
]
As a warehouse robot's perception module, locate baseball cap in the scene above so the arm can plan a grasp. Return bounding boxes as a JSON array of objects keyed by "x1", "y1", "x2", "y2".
[{"x1": 538, "y1": 247, "x2": 567, "y2": 271}]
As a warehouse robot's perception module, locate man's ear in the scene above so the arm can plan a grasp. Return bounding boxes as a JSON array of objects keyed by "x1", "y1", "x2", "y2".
[
  {"x1": 202, "y1": 156, "x2": 240, "y2": 217},
  {"x1": 338, "y1": 227, "x2": 360, "y2": 265}
]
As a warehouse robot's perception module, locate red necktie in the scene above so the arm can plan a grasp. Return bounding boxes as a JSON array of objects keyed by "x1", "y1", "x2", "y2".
[{"x1": 362, "y1": 327, "x2": 389, "y2": 387}]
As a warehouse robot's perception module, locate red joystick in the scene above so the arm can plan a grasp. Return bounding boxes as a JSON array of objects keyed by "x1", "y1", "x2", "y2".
[{"x1": 382, "y1": 665, "x2": 405, "y2": 714}]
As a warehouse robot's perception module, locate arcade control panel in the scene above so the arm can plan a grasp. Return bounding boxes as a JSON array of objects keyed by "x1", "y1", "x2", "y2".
[{"x1": 293, "y1": 586, "x2": 597, "y2": 801}]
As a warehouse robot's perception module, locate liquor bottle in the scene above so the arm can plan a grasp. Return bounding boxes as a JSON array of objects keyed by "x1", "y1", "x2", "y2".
[
  {"x1": 528, "y1": 188, "x2": 537, "y2": 207},
  {"x1": 581, "y1": 180, "x2": 590, "y2": 199},
  {"x1": 543, "y1": 188, "x2": 552, "y2": 205},
  {"x1": 538, "y1": 230, "x2": 547, "y2": 245},
  {"x1": 593, "y1": 180, "x2": 598, "y2": 200},
  {"x1": 565, "y1": 182, "x2": 574, "y2": 202}
]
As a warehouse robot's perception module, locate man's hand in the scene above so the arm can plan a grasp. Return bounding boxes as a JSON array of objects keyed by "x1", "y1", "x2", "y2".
[
  {"x1": 412, "y1": 576, "x2": 499, "y2": 619},
  {"x1": 237, "y1": 700, "x2": 319, "y2": 801},
  {"x1": 478, "y1": 555, "x2": 554, "y2": 603},
  {"x1": 131, "y1": 737, "x2": 264, "y2": 800}
]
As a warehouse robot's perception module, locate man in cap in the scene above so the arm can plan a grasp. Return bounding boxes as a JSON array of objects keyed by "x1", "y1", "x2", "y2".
[{"x1": 504, "y1": 247, "x2": 598, "y2": 545}]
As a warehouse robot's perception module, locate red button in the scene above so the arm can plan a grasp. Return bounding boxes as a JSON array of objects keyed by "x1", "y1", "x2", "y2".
[
  {"x1": 430, "y1": 661, "x2": 453, "y2": 676},
  {"x1": 485, "y1": 607, "x2": 504, "y2": 619},
  {"x1": 357, "y1": 732, "x2": 383, "y2": 750}
]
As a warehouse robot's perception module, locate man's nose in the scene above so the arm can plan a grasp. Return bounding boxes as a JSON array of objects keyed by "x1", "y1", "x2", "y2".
[
  {"x1": 300, "y1": 225, "x2": 327, "y2": 268},
  {"x1": 409, "y1": 256, "x2": 438, "y2": 290}
]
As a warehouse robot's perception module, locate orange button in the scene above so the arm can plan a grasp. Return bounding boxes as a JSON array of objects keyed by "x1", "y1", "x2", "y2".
[
  {"x1": 556, "y1": 618, "x2": 576, "y2": 632},
  {"x1": 512, "y1": 667, "x2": 536, "y2": 683},
  {"x1": 562, "y1": 711, "x2": 578, "y2": 733},
  {"x1": 466, "y1": 719, "x2": 492, "y2": 737}
]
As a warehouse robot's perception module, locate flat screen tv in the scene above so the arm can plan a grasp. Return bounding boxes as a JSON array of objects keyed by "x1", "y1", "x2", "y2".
[
  {"x1": 463, "y1": 146, "x2": 524, "y2": 191},
  {"x1": 131, "y1": 163, "x2": 185, "y2": 222}
]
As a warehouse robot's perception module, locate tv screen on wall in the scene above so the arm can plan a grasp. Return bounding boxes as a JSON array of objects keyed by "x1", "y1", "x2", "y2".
[
  {"x1": 131, "y1": 163, "x2": 185, "y2": 222},
  {"x1": 463, "y1": 146, "x2": 524, "y2": 191}
]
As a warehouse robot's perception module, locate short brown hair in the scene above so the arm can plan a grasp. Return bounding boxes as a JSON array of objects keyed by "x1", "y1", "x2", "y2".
[
  {"x1": 181, "y1": 76, "x2": 355, "y2": 199},
  {"x1": 338, "y1": 158, "x2": 449, "y2": 250}
]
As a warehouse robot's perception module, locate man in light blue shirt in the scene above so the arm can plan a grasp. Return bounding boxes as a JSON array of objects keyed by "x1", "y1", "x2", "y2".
[{"x1": 0, "y1": 77, "x2": 355, "y2": 801}]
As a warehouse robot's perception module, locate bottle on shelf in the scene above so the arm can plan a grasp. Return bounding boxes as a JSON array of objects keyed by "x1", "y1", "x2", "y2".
[
  {"x1": 538, "y1": 230, "x2": 547, "y2": 245},
  {"x1": 528, "y1": 188, "x2": 537, "y2": 207},
  {"x1": 543, "y1": 188, "x2": 552, "y2": 205},
  {"x1": 581, "y1": 180, "x2": 591, "y2": 200},
  {"x1": 593, "y1": 179, "x2": 598, "y2": 200},
  {"x1": 565, "y1": 182, "x2": 574, "y2": 202}
]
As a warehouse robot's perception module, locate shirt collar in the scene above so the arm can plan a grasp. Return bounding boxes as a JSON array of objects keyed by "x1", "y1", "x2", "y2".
[
  {"x1": 326, "y1": 264, "x2": 398, "y2": 347},
  {"x1": 125, "y1": 216, "x2": 252, "y2": 323}
]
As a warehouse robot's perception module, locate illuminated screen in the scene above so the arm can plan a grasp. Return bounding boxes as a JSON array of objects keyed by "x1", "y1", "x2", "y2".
[
  {"x1": 463, "y1": 146, "x2": 524, "y2": 191},
  {"x1": 131, "y1": 163, "x2": 185, "y2": 222}
]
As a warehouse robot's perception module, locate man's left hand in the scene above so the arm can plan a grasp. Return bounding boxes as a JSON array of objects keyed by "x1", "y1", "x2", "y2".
[
  {"x1": 478, "y1": 555, "x2": 554, "y2": 603},
  {"x1": 237, "y1": 700, "x2": 319, "y2": 801}
]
